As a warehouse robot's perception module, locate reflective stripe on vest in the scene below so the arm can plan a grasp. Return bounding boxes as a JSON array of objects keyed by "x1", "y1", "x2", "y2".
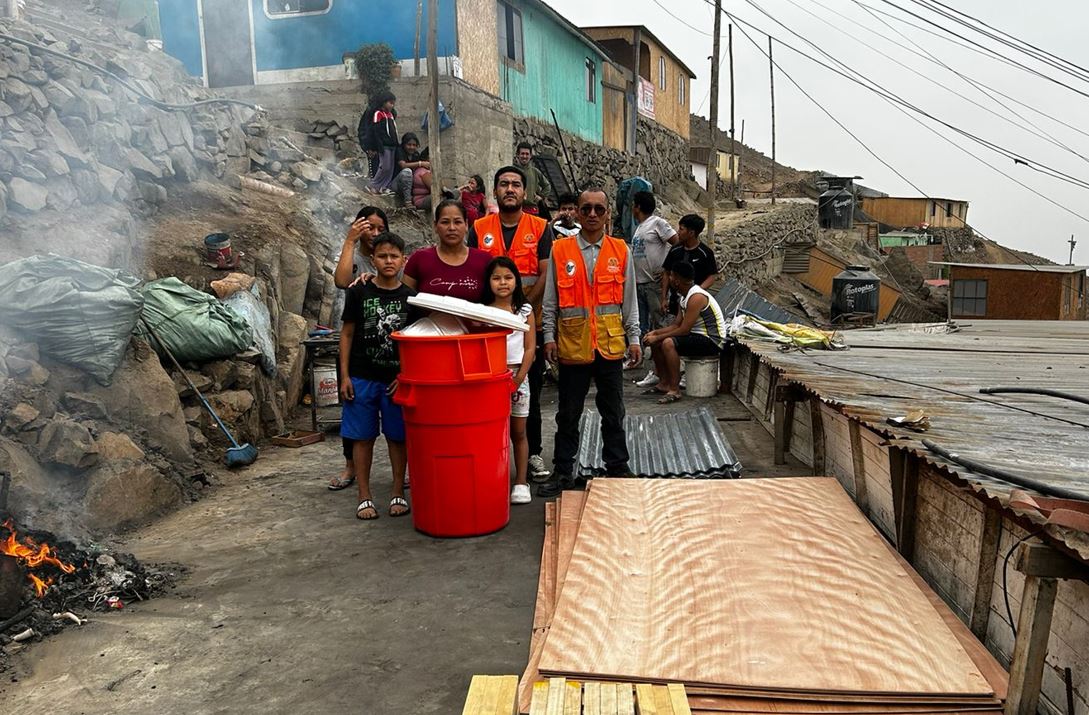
[
  {"x1": 472, "y1": 212, "x2": 547, "y2": 282},
  {"x1": 551, "y1": 235, "x2": 629, "y2": 364}
]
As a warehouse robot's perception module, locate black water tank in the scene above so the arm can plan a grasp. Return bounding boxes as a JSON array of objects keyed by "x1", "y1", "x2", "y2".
[
  {"x1": 818, "y1": 188, "x2": 855, "y2": 229},
  {"x1": 831, "y1": 265, "x2": 880, "y2": 324}
]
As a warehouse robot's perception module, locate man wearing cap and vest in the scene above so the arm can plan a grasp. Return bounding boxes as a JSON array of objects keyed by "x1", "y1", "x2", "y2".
[
  {"x1": 539, "y1": 188, "x2": 642, "y2": 498},
  {"x1": 467, "y1": 165, "x2": 555, "y2": 482}
]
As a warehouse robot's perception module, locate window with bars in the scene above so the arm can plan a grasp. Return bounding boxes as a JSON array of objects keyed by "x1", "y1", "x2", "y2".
[
  {"x1": 951, "y1": 279, "x2": 987, "y2": 317},
  {"x1": 497, "y1": 1, "x2": 524, "y2": 69},
  {"x1": 658, "y1": 56, "x2": 666, "y2": 90},
  {"x1": 678, "y1": 74, "x2": 685, "y2": 105}
]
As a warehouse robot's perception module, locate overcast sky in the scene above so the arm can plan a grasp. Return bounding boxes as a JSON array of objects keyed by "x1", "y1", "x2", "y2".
[{"x1": 549, "y1": 0, "x2": 1089, "y2": 263}]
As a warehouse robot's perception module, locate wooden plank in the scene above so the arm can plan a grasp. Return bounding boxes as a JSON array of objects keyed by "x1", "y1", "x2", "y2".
[
  {"x1": 585, "y1": 681, "x2": 602, "y2": 715},
  {"x1": 809, "y1": 397, "x2": 826, "y2": 475},
  {"x1": 565, "y1": 680, "x2": 582, "y2": 715},
  {"x1": 539, "y1": 478, "x2": 994, "y2": 697},
  {"x1": 1004, "y1": 576, "x2": 1057, "y2": 715},
  {"x1": 668, "y1": 683, "x2": 693, "y2": 714},
  {"x1": 654, "y1": 685, "x2": 674, "y2": 713},
  {"x1": 547, "y1": 678, "x2": 568, "y2": 715},
  {"x1": 496, "y1": 676, "x2": 519, "y2": 715},
  {"x1": 848, "y1": 419, "x2": 869, "y2": 514},
  {"x1": 746, "y1": 353, "x2": 761, "y2": 403},
  {"x1": 774, "y1": 398, "x2": 787, "y2": 465},
  {"x1": 970, "y1": 508, "x2": 1002, "y2": 641},
  {"x1": 1015, "y1": 542, "x2": 1089, "y2": 580},
  {"x1": 530, "y1": 681, "x2": 552, "y2": 715},
  {"x1": 618, "y1": 683, "x2": 636, "y2": 715},
  {"x1": 464, "y1": 674, "x2": 488, "y2": 714},
  {"x1": 637, "y1": 683, "x2": 660, "y2": 714},
  {"x1": 602, "y1": 682, "x2": 620, "y2": 715}
]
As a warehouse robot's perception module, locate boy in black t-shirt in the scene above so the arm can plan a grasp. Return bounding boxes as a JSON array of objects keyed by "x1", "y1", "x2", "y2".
[
  {"x1": 339, "y1": 233, "x2": 418, "y2": 521},
  {"x1": 661, "y1": 214, "x2": 720, "y2": 318}
]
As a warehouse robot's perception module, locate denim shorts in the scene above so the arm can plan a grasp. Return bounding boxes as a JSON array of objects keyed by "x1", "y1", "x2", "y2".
[{"x1": 340, "y1": 377, "x2": 406, "y2": 442}]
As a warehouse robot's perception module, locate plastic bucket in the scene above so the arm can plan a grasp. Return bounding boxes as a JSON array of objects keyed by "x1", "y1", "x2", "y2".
[
  {"x1": 395, "y1": 374, "x2": 513, "y2": 537},
  {"x1": 392, "y1": 331, "x2": 509, "y2": 383},
  {"x1": 204, "y1": 233, "x2": 232, "y2": 265},
  {"x1": 683, "y1": 356, "x2": 720, "y2": 398},
  {"x1": 312, "y1": 358, "x2": 339, "y2": 407}
]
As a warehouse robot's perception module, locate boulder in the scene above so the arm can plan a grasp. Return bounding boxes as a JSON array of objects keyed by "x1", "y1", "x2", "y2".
[
  {"x1": 167, "y1": 146, "x2": 198, "y2": 182},
  {"x1": 290, "y1": 161, "x2": 322, "y2": 183},
  {"x1": 2, "y1": 77, "x2": 32, "y2": 113},
  {"x1": 83, "y1": 462, "x2": 181, "y2": 532},
  {"x1": 225, "y1": 125, "x2": 247, "y2": 157},
  {"x1": 3, "y1": 403, "x2": 40, "y2": 433},
  {"x1": 277, "y1": 312, "x2": 308, "y2": 411},
  {"x1": 30, "y1": 149, "x2": 70, "y2": 177},
  {"x1": 279, "y1": 242, "x2": 310, "y2": 316},
  {"x1": 45, "y1": 176, "x2": 78, "y2": 211},
  {"x1": 16, "y1": 165, "x2": 47, "y2": 182},
  {"x1": 36, "y1": 418, "x2": 99, "y2": 470},
  {"x1": 70, "y1": 168, "x2": 101, "y2": 204},
  {"x1": 137, "y1": 180, "x2": 167, "y2": 205},
  {"x1": 44, "y1": 110, "x2": 88, "y2": 165},
  {"x1": 187, "y1": 424, "x2": 208, "y2": 450},
  {"x1": 200, "y1": 360, "x2": 238, "y2": 391},
  {"x1": 7, "y1": 178, "x2": 48, "y2": 212},
  {"x1": 84, "y1": 346, "x2": 193, "y2": 463},
  {"x1": 96, "y1": 162, "x2": 124, "y2": 196},
  {"x1": 94, "y1": 431, "x2": 145, "y2": 461},
  {"x1": 205, "y1": 390, "x2": 254, "y2": 424},
  {"x1": 124, "y1": 146, "x2": 162, "y2": 178},
  {"x1": 173, "y1": 369, "x2": 213, "y2": 398},
  {"x1": 63, "y1": 392, "x2": 109, "y2": 419}
]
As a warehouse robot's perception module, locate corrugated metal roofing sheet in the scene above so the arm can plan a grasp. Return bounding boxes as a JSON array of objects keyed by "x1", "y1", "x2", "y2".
[
  {"x1": 739, "y1": 320, "x2": 1089, "y2": 558},
  {"x1": 576, "y1": 406, "x2": 742, "y2": 478},
  {"x1": 714, "y1": 278, "x2": 805, "y2": 325}
]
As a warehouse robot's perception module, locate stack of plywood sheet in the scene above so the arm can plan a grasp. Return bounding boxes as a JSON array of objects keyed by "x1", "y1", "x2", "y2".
[{"x1": 518, "y1": 478, "x2": 1008, "y2": 715}]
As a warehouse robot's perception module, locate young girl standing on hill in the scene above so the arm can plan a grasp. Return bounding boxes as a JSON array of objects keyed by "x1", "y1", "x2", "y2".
[{"x1": 482, "y1": 257, "x2": 536, "y2": 505}]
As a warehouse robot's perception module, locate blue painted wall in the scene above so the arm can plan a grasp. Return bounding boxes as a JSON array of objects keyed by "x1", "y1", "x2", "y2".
[
  {"x1": 250, "y1": 0, "x2": 458, "y2": 72},
  {"x1": 158, "y1": 0, "x2": 459, "y2": 78},
  {"x1": 499, "y1": 2, "x2": 603, "y2": 143},
  {"x1": 159, "y1": 0, "x2": 203, "y2": 77}
]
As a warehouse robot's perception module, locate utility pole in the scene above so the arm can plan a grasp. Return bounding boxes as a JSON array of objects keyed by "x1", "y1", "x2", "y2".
[
  {"x1": 769, "y1": 37, "x2": 776, "y2": 205},
  {"x1": 1069, "y1": 234, "x2": 1077, "y2": 265},
  {"x1": 707, "y1": 2, "x2": 722, "y2": 241},
  {"x1": 728, "y1": 23, "x2": 736, "y2": 202},
  {"x1": 426, "y1": 0, "x2": 443, "y2": 215},
  {"x1": 413, "y1": 0, "x2": 423, "y2": 77}
]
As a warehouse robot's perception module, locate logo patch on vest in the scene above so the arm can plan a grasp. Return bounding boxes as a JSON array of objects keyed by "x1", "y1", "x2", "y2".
[
  {"x1": 482, "y1": 233, "x2": 495, "y2": 248},
  {"x1": 523, "y1": 233, "x2": 537, "y2": 246},
  {"x1": 564, "y1": 260, "x2": 577, "y2": 277},
  {"x1": 606, "y1": 257, "x2": 621, "y2": 274}
]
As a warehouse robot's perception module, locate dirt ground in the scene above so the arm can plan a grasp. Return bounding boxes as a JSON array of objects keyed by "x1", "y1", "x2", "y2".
[{"x1": 0, "y1": 381, "x2": 808, "y2": 714}]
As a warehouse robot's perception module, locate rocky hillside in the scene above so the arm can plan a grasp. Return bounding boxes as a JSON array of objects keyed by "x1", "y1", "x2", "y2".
[{"x1": 690, "y1": 114, "x2": 819, "y2": 198}]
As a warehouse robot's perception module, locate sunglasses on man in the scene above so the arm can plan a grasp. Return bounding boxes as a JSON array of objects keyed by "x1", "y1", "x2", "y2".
[{"x1": 578, "y1": 204, "x2": 608, "y2": 216}]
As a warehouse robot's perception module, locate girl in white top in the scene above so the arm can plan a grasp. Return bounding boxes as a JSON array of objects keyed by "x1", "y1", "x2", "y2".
[{"x1": 482, "y1": 257, "x2": 536, "y2": 505}]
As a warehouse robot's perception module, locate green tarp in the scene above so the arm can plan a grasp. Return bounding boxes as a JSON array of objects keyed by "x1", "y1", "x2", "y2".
[
  {"x1": 0, "y1": 254, "x2": 144, "y2": 385},
  {"x1": 138, "y1": 278, "x2": 253, "y2": 363}
]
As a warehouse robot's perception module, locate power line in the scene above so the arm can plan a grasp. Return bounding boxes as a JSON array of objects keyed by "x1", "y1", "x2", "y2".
[
  {"x1": 846, "y1": 0, "x2": 1089, "y2": 144},
  {"x1": 694, "y1": 0, "x2": 1085, "y2": 263},
  {"x1": 873, "y1": 0, "x2": 1089, "y2": 100},
  {"x1": 732, "y1": 0, "x2": 1089, "y2": 193},
  {"x1": 905, "y1": 0, "x2": 1089, "y2": 85},
  {"x1": 778, "y1": 0, "x2": 1089, "y2": 165}
]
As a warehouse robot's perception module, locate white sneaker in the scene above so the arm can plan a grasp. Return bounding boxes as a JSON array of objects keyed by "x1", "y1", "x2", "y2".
[
  {"x1": 635, "y1": 371, "x2": 659, "y2": 387},
  {"x1": 511, "y1": 484, "x2": 532, "y2": 504},
  {"x1": 679, "y1": 374, "x2": 686, "y2": 389},
  {"x1": 528, "y1": 454, "x2": 550, "y2": 481}
]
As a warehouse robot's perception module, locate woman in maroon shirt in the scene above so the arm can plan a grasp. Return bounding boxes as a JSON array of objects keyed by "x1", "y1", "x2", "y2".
[{"x1": 404, "y1": 200, "x2": 492, "y2": 302}]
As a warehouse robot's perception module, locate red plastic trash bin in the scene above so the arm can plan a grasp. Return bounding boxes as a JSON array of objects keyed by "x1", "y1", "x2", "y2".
[
  {"x1": 393, "y1": 374, "x2": 512, "y2": 537},
  {"x1": 395, "y1": 331, "x2": 508, "y2": 383}
]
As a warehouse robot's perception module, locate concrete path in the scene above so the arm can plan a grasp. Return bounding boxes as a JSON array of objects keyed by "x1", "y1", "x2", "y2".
[{"x1": 0, "y1": 382, "x2": 807, "y2": 714}]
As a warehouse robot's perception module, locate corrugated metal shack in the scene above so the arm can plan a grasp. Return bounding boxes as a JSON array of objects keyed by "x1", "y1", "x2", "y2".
[{"x1": 725, "y1": 321, "x2": 1089, "y2": 715}]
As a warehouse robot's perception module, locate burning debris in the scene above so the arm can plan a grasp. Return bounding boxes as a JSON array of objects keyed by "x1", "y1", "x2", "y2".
[{"x1": 0, "y1": 518, "x2": 181, "y2": 668}]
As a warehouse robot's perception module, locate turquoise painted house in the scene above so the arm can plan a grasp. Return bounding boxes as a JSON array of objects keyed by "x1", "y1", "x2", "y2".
[{"x1": 158, "y1": 0, "x2": 608, "y2": 144}]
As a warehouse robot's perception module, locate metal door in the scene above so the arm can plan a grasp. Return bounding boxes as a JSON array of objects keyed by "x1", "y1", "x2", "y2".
[{"x1": 201, "y1": 0, "x2": 254, "y2": 87}]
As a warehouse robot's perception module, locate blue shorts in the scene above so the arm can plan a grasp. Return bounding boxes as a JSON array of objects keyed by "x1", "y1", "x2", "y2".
[{"x1": 340, "y1": 377, "x2": 406, "y2": 442}]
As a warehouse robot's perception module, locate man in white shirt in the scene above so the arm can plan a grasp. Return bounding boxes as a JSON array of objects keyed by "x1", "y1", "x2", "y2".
[{"x1": 629, "y1": 191, "x2": 677, "y2": 387}]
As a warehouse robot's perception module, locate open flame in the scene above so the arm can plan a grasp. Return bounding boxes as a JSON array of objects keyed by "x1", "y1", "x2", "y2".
[{"x1": 1, "y1": 519, "x2": 75, "y2": 598}]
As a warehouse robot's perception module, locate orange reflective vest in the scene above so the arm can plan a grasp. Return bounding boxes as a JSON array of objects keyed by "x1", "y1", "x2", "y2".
[
  {"x1": 551, "y1": 235, "x2": 629, "y2": 364},
  {"x1": 473, "y1": 212, "x2": 548, "y2": 286}
]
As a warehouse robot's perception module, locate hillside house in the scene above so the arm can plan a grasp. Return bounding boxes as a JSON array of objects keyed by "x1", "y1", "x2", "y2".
[
  {"x1": 862, "y1": 196, "x2": 969, "y2": 229},
  {"x1": 933, "y1": 262, "x2": 1088, "y2": 320},
  {"x1": 581, "y1": 25, "x2": 696, "y2": 143},
  {"x1": 158, "y1": 0, "x2": 609, "y2": 143},
  {"x1": 689, "y1": 146, "x2": 738, "y2": 190}
]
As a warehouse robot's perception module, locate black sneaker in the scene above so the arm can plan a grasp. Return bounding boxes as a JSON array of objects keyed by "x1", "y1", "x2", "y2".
[{"x1": 537, "y1": 479, "x2": 562, "y2": 498}]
